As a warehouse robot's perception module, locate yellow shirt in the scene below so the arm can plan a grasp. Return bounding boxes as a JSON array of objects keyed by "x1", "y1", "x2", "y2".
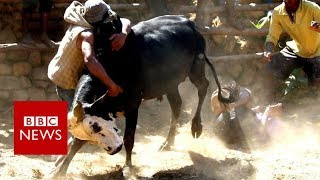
[{"x1": 266, "y1": 0, "x2": 320, "y2": 58}]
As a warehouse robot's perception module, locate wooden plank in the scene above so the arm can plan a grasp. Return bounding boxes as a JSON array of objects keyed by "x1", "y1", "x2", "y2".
[
  {"x1": 54, "y1": 3, "x2": 147, "y2": 11},
  {"x1": 0, "y1": 43, "x2": 265, "y2": 63},
  {"x1": 0, "y1": 43, "x2": 58, "y2": 52},
  {"x1": 208, "y1": 53, "x2": 264, "y2": 63},
  {"x1": 174, "y1": 1, "x2": 320, "y2": 14},
  {"x1": 200, "y1": 27, "x2": 269, "y2": 36}
]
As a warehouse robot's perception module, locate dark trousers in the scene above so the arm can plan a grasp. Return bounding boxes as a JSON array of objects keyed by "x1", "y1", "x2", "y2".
[{"x1": 263, "y1": 46, "x2": 320, "y2": 103}]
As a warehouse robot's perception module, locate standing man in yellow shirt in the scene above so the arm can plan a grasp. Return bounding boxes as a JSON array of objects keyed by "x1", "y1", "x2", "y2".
[
  {"x1": 263, "y1": 0, "x2": 320, "y2": 103},
  {"x1": 48, "y1": 0, "x2": 131, "y2": 110}
]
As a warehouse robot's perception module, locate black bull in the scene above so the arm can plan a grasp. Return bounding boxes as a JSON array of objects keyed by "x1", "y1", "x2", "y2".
[{"x1": 52, "y1": 15, "x2": 237, "y2": 176}]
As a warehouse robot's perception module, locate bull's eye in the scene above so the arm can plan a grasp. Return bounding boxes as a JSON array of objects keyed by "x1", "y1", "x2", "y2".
[
  {"x1": 91, "y1": 122, "x2": 102, "y2": 133},
  {"x1": 100, "y1": 133, "x2": 106, "y2": 137},
  {"x1": 113, "y1": 127, "x2": 119, "y2": 132}
]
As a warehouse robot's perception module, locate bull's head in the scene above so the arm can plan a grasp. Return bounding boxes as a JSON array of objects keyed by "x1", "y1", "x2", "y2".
[{"x1": 68, "y1": 98, "x2": 123, "y2": 155}]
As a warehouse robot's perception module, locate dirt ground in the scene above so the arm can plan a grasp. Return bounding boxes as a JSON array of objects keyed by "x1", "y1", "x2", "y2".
[{"x1": 1, "y1": 80, "x2": 320, "y2": 180}]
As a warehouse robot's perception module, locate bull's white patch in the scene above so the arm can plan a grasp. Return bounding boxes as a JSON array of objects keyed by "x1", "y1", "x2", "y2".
[{"x1": 68, "y1": 113, "x2": 122, "y2": 154}]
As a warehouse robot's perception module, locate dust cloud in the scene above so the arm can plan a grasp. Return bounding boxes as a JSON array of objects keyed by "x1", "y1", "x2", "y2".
[{"x1": 1, "y1": 78, "x2": 320, "y2": 179}]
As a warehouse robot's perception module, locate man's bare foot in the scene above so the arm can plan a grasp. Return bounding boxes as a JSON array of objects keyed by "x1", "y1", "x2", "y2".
[{"x1": 21, "y1": 33, "x2": 35, "y2": 44}]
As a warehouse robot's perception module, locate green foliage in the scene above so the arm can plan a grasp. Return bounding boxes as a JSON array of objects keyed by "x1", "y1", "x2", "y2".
[
  {"x1": 250, "y1": 10, "x2": 273, "y2": 29},
  {"x1": 284, "y1": 69, "x2": 308, "y2": 96}
]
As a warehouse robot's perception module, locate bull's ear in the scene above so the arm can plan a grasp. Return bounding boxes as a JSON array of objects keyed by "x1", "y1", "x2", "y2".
[
  {"x1": 92, "y1": 92, "x2": 108, "y2": 105},
  {"x1": 73, "y1": 101, "x2": 85, "y2": 122}
]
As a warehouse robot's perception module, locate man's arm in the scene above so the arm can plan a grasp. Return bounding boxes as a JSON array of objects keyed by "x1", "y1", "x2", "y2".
[
  {"x1": 264, "y1": 41, "x2": 275, "y2": 61},
  {"x1": 109, "y1": 18, "x2": 132, "y2": 51},
  {"x1": 309, "y1": 4, "x2": 320, "y2": 32},
  {"x1": 77, "y1": 30, "x2": 123, "y2": 97},
  {"x1": 264, "y1": 11, "x2": 281, "y2": 61}
]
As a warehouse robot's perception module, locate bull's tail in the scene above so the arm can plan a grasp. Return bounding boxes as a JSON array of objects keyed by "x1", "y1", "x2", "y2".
[
  {"x1": 191, "y1": 22, "x2": 238, "y2": 103},
  {"x1": 204, "y1": 55, "x2": 239, "y2": 103}
]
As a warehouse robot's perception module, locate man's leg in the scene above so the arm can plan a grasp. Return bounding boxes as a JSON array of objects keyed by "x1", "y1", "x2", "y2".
[
  {"x1": 21, "y1": 0, "x2": 36, "y2": 44},
  {"x1": 261, "y1": 47, "x2": 301, "y2": 104},
  {"x1": 304, "y1": 56, "x2": 320, "y2": 86},
  {"x1": 39, "y1": 0, "x2": 55, "y2": 47},
  {"x1": 302, "y1": 56, "x2": 320, "y2": 98}
]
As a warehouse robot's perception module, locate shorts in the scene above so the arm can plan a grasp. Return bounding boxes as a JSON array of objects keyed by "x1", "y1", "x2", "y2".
[
  {"x1": 23, "y1": 0, "x2": 53, "y2": 13},
  {"x1": 265, "y1": 46, "x2": 320, "y2": 85}
]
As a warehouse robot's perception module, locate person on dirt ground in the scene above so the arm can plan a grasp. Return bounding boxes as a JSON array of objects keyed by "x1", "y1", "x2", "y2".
[
  {"x1": 21, "y1": 0, "x2": 56, "y2": 48},
  {"x1": 48, "y1": 0, "x2": 131, "y2": 110},
  {"x1": 211, "y1": 85, "x2": 284, "y2": 143},
  {"x1": 263, "y1": 0, "x2": 320, "y2": 105}
]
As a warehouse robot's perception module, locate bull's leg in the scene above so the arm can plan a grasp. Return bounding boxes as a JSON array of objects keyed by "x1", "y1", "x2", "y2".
[
  {"x1": 189, "y1": 59, "x2": 209, "y2": 138},
  {"x1": 122, "y1": 109, "x2": 139, "y2": 178},
  {"x1": 123, "y1": 109, "x2": 139, "y2": 167},
  {"x1": 159, "y1": 88, "x2": 182, "y2": 151},
  {"x1": 47, "y1": 138, "x2": 86, "y2": 178},
  {"x1": 54, "y1": 137, "x2": 74, "y2": 166}
]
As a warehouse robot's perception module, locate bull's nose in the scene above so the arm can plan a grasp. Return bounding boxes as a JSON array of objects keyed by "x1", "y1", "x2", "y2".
[{"x1": 109, "y1": 144, "x2": 123, "y2": 155}]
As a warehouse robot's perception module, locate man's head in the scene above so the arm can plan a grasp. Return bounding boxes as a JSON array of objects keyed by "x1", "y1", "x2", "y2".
[
  {"x1": 284, "y1": 0, "x2": 300, "y2": 13},
  {"x1": 84, "y1": 0, "x2": 122, "y2": 38},
  {"x1": 84, "y1": 0, "x2": 111, "y2": 24}
]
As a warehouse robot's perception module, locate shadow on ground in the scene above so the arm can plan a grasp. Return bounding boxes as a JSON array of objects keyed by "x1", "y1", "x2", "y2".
[{"x1": 80, "y1": 151, "x2": 255, "y2": 180}]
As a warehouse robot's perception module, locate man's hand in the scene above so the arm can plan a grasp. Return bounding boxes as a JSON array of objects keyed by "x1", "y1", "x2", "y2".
[
  {"x1": 107, "y1": 83, "x2": 123, "y2": 97},
  {"x1": 309, "y1": 21, "x2": 320, "y2": 32},
  {"x1": 109, "y1": 33, "x2": 127, "y2": 51},
  {"x1": 263, "y1": 51, "x2": 273, "y2": 61},
  {"x1": 264, "y1": 42, "x2": 275, "y2": 62}
]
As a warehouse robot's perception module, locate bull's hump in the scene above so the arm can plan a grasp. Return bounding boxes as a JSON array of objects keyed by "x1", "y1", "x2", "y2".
[{"x1": 132, "y1": 15, "x2": 189, "y2": 32}]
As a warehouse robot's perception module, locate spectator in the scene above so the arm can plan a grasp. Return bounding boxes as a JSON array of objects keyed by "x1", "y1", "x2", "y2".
[
  {"x1": 47, "y1": 0, "x2": 131, "y2": 110},
  {"x1": 263, "y1": 0, "x2": 320, "y2": 104},
  {"x1": 22, "y1": 0, "x2": 55, "y2": 47}
]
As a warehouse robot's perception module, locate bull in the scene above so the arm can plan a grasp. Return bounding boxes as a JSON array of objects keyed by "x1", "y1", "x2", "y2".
[{"x1": 49, "y1": 15, "x2": 238, "y2": 177}]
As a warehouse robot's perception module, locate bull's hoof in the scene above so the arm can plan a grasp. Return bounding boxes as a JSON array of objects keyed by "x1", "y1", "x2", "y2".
[
  {"x1": 191, "y1": 122, "x2": 203, "y2": 138},
  {"x1": 122, "y1": 165, "x2": 136, "y2": 179},
  {"x1": 159, "y1": 141, "x2": 171, "y2": 151}
]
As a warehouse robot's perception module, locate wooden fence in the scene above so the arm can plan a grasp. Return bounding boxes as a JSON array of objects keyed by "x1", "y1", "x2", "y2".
[{"x1": 1, "y1": 0, "x2": 320, "y2": 61}]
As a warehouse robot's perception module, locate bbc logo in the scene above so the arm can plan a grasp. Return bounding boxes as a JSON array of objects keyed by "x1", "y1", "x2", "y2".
[{"x1": 24, "y1": 116, "x2": 58, "y2": 127}]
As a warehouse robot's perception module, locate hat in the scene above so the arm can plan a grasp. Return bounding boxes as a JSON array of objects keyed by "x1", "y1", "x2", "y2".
[{"x1": 84, "y1": 0, "x2": 111, "y2": 24}]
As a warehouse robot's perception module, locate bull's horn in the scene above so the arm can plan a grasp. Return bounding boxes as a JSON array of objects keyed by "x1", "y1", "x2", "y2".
[{"x1": 91, "y1": 92, "x2": 108, "y2": 105}]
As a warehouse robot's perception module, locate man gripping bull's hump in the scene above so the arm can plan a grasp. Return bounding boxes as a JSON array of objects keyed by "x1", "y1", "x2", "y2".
[{"x1": 47, "y1": 0, "x2": 131, "y2": 110}]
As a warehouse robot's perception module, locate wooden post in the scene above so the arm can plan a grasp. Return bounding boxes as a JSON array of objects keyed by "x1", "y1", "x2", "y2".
[{"x1": 195, "y1": 0, "x2": 214, "y2": 28}]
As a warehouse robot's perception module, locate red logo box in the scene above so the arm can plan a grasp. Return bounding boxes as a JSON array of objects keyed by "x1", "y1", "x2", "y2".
[{"x1": 14, "y1": 101, "x2": 68, "y2": 155}]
